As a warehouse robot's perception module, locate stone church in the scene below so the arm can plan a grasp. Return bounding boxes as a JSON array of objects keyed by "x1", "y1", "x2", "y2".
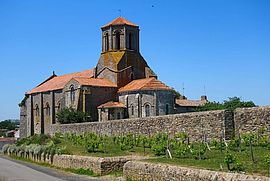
[{"x1": 20, "y1": 17, "x2": 207, "y2": 137}]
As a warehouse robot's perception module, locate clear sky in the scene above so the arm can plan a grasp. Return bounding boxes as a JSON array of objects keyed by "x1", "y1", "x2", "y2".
[{"x1": 0, "y1": 0, "x2": 269, "y2": 121}]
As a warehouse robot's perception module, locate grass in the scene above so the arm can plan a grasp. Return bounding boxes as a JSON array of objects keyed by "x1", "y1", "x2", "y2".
[
  {"x1": 58, "y1": 139, "x2": 153, "y2": 157},
  {"x1": 8, "y1": 155, "x2": 98, "y2": 177},
  {"x1": 146, "y1": 146, "x2": 270, "y2": 177}
]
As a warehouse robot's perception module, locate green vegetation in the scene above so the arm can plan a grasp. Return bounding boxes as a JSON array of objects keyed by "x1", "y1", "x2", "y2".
[
  {"x1": 3, "y1": 128, "x2": 270, "y2": 177},
  {"x1": 0, "y1": 119, "x2": 19, "y2": 130},
  {"x1": 197, "y1": 97, "x2": 256, "y2": 111},
  {"x1": 172, "y1": 89, "x2": 181, "y2": 99},
  {"x1": 56, "y1": 107, "x2": 91, "y2": 124}
]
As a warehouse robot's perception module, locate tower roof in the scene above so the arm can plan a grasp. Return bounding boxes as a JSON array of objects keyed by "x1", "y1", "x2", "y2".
[{"x1": 102, "y1": 17, "x2": 138, "y2": 28}]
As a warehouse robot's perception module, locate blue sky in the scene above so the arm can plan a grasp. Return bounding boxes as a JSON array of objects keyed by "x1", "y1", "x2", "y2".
[{"x1": 0, "y1": 0, "x2": 269, "y2": 120}]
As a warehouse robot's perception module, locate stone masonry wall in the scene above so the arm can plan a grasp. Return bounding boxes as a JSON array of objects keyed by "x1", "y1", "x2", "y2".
[
  {"x1": 52, "y1": 155, "x2": 144, "y2": 175},
  {"x1": 234, "y1": 106, "x2": 270, "y2": 136},
  {"x1": 51, "y1": 110, "x2": 234, "y2": 141},
  {"x1": 123, "y1": 161, "x2": 269, "y2": 181}
]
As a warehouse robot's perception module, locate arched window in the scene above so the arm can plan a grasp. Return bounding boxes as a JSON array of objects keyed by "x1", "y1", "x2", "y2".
[
  {"x1": 129, "y1": 33, "x2": 133, "y2": 50},
  {"x1": 105, "y1": 33, "x2": 109, "y2": 51},
  {"x1": 70, "y1": 85, "x2": 75, "y2": 102},
  {"x1": 57, "y1": 101, "x2": 61, "y2": 112},
  {"x1": 145, "y1": 104, "x2": 150, "y2": 117},
  {"x1": 165, "y1": 104, "x2": 169, "y2": 115},
  {"x1": 45, "y1": 103, "x2": 50, "y2": 116},
  {"x1": 115, "y1": 32, "x2": 120, "y2": 50},
  {"x1": 35, "y1": 104, "x2": 39, "y2": 117}
]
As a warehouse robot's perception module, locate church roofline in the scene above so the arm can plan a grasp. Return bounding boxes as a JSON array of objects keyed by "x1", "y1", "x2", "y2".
[{"x1": 101, "y1": 17, "x2": 138, "y2": 29}]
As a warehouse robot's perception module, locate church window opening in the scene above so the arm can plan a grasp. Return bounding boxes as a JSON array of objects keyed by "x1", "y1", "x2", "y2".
[
  {"x1": 131, "y1": 105, "x2": 134, "y2": 115},
  {"x1": 129, "y1": 33, "x2": 133, "y2": 50},
  {"x1": 35, "y1": 104, "x2": 39, "y2": 117},
  {"x1": 45, "y1": 103, "x2": 50, "y2": 116},
  {"x1": 165, "y1": 104, "x2": 169, "y2": 115},
  {"x1": 70, "y1": 85, "x2": 75, "y2": 103},
  {"x1": 145, "y1": 104, "x2": 150, "y2": 117},
  {"x1": 116, "y1": 32, "x2": 120, "y2": 50},
  {"x1": 105, "y1": 33, "x2": 109, "y2": 51},
  {"x1": 57, "y1": 101, "x2": 61, "y2": 112}
]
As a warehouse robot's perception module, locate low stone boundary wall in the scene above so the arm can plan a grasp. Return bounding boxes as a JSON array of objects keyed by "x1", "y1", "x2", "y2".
[
  {"x1": 123, "y1": 161, "x2": 269, "y2": 181},
  {"x1": 7, "y1": 151, "x2": 145, "y2": 176},
  {"x1": 52, "y1": 155, "x2": 144, "y2": 175},
  {"x1": 51, "y1": 110, "x2": 234, "y2": 141},
  {"x1": 234, "y1": 106, "x2": 270, "y2": 136}
]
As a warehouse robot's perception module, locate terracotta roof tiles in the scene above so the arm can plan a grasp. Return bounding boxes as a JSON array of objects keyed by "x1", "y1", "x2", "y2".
[
  {"x1": 97, "y1": 101, "x2": 125, "y2": 109},
  {"x1": 72, "y1": 77, "x2": 117, "y2": 87},
  {"x1": 27, "y1": 69, "x2": 94, "y2": 94},
  {"x1": 175, "y1": 99, "x2": 207, "y2": 107},
  {"x1": 102, "y1": 17, "x2": 138, "y2": 28},
  {"x1": 118, "y1": 77, "x2": 172, "y2": 93}
]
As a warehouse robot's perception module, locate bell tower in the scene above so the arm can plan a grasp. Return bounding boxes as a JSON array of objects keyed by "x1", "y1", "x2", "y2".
[
  {"x1": 101, "y1": 17, "x2": 139, "y2": 53},
  {"x1": 95, "y1": 17, "x2": 156, "y2": 88}
]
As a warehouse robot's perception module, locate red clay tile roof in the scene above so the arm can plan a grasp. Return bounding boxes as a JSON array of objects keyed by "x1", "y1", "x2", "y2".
[
  {"x1": 118, "y1": 77, "x2": 173, "y2": 93},
  {"x1": 175, "y1": 99, "x2": 207, "y2": 107},
  {"x1": 72, "y1": 77, "x2": 117, "y2": 87},
  {"x1": 27, "y1": 69, "x2": 94, "y2": 94},
  {"x1": 102, "y1": 17, "x2": 138, "y2": 28},
  {"x1": 97, "y1": 101, "x2": 125, "y2": 109}
]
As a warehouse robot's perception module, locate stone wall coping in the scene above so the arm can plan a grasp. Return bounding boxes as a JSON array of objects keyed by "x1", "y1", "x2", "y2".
[
  {"x1": 57, "y1": 154, "x2": 146, "y2": 162},
  {"x1": 235, "y1": 106, "x2": 270, "y2": 111},
  {"x1": 124, "y1": 161, "x2": 269, "y2": 181},
  {"x1": 53, "y1": 109, "x2": 227, "y2": 127}
]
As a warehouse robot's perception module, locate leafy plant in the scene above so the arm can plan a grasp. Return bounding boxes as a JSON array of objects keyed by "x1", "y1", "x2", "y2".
[
  {"x1": 56, "y1": 107, "x2": 90, "y2": 124},
  {"x1": 224, "y1": 152, "x2": 236, "y2": 171},
  {"x1": 150, "y1": 132, "x2": 168, "y2": 156}
]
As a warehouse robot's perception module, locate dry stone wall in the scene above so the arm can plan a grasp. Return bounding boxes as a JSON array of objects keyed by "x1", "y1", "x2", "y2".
[
  {"x1": 52, "y1": 155, "x2": 144, "y2": 175},
  {"x1": 234, "y1": 106, "x2": 270, "y2": 136},
  {"x1": 50, "y1": 110, "x2": 234, "y2": 141},
  {"x1": 124, "y1": 161, "x2": 269, "y2": 181}
]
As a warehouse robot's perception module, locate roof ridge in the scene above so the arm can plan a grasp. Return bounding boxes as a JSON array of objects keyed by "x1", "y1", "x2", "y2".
[{"x1": 102, "y1": 17, "x2": 138, "y2": 28}]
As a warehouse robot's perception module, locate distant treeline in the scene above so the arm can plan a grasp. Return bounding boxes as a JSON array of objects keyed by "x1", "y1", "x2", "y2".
[
  {"x1": 197, "y1": 97, "x2": 256, "y2": 112},
  {"x1": 0, "y1": 119, "x2": 19, "y2": 130}
]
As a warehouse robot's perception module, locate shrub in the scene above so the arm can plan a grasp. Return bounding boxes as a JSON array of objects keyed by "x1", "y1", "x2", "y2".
[
  {"x1": 151, "y1": 132, "x2": 168, "y2": 156},
  {"x1": 56, "y1": 107, "x2": 90, "y2": 124},
  {"x1": 224, "y1": 152, "x2": 236, "y2": 171}
]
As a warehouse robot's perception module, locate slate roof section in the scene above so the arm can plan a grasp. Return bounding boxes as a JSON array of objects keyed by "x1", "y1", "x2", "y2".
[
  {"x1": 175, "y1": 99, "x2": 207, "y2": 107},
  {"x1": 102, "y1": 17, "x2": 138, "y2": 28},
  {"x1": 72, "y1": 77, "x2": 117, "y2": 87},
  {"x1": 97, "y1": 101, "x2": 125, "y2": 109},
  {"x1": 27, "y1": 69, "x2": 94, "y2": 94},
  {"x1": 118, "y1": 77, "x2": 172, "y2": 93}
]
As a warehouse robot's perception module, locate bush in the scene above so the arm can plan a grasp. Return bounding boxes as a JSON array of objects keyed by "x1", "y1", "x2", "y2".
[
  {"x1": 151, "y1": 132, "x2": 168, "y2": 156},
  {"x1": 56, "y1": 107, "x2": 90, "y2": 124}
]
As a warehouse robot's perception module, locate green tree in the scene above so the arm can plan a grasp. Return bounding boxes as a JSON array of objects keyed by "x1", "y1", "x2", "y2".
[
  {"x1": 197, "y1": 97, "x2": 256, "y2": 112},
  {"x1": 56, "y1": 107, "x2": 90, "y2": 124},
  {"x1": 0, "y1": 120, "x2": 19, "y2": 130},
  {"x1": 172, "y1": 89, "x2": 181, "y2": 99}
]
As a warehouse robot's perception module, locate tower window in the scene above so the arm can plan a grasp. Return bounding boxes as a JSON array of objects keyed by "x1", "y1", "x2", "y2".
[
  {"x1": 129, "y1": 33, "x2": 133, "y2": 50},
  {"x1": 105, "y1": 33, "x2": 109, "y2": 51},
  {"x1": 116, "y1": 32, "x2": 120, "y2": 50}
]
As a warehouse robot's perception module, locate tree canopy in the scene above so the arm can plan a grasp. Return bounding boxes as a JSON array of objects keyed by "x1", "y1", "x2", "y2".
[
  {"x1": 0, "y1": 119, "x2": 19, "y2": 130},
  {"x1": 197, "y1": 97, "x2": 256, "y2": 111}
]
